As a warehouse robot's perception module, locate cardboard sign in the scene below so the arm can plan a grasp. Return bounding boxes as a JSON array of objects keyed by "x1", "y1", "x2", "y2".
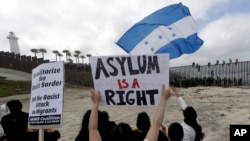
[
  {"x1": 28, "y1": 62, "x2": 64, "y2": 129},
  {"x1": 90, "y1": 54, "x2": 169, "y2": 106}
]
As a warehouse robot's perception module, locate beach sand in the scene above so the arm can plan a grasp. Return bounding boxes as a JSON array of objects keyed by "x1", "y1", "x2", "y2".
[
  {"x1": 0, "y1": 86, "x2": 249, "y2": 141},
  {"x1": 1, "y1": 68, "x2": 250, "y2": 141}
]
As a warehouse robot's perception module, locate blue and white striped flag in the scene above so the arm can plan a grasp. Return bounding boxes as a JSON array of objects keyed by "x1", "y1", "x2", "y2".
[{"x1": 116, "y1": 3, "x2": 203, "y2": 59}]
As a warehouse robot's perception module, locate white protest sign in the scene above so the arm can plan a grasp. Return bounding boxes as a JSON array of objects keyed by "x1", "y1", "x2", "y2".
[
  {"x1": 28, "y1": 62, "x2": 64, "y2": 129},
  {"x1": 90, "y1": 54, "x2": 169, "y2": 106}
]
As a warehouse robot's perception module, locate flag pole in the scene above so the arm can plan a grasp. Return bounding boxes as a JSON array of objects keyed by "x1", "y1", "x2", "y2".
[{"x1": 39, "y1": 129, "x2": 44, "y2": 141}]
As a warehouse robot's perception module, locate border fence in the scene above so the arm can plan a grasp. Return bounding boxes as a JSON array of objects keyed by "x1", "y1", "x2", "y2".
[
  {"x1": 1, "y1": 51, "x2": 250, "y2": 87},
  {"x1": 170, "y1": 61, "x2": 250, "y2": 87},
  {"x1": 0, "y1": 51, "x2": 93, "y2": 87}
]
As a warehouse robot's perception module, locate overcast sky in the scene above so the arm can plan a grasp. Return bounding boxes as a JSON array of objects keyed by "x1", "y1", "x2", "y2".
[{"x1": 0, "y1": 0, "x2": 250, "y2": 67}]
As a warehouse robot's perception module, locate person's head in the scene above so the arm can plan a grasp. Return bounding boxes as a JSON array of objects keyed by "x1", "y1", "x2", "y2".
[
  {"x1": 6, "y1": 99, "x2": 22, "y2": 113},
  {"x1": 136, "y1": 112, "x2": 150, "y2": 132},
  {"x1": 183, "y1": 106, "x2": 197, "y2": 120},
  {"x1": 183, "y1": 106, "x2": 204, "y2": 141},
  {"x1": 101, "y1": 110, "x2": 109, "y2": 121},
  {"x1": 101, "y1": 110, "x2": 116, "y2": 133},
  {"x1": 79, "y1": 110, "x2": 105, "y2": 130},
  {"x1": 168, "y1": 122, "x2": 183, "y2": 141},
  {"x1": 110, "y1": 122, "x2": 136, "y2": 141}
]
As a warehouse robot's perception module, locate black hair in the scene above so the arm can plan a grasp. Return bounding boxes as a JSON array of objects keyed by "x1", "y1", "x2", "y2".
[
  {"x1": 168, "y1": 122, "x2": 183, "y2": 141},
  {"x1": 136, "y1": 112, "x2": 150, "y2": 132},
  {"x1": 6, "y1": 99, "x2": 22, "y2": 113},
  {"x1": 101, "y1": 110, "x2": 109, "y2": 121},
  {"x1": 75, "y1": 110, "x2": 91, "y2": 141},
  {"x1": 183, "y1": 106, "x2": 204, "y2": 141},
  {"x1": 110, "y1": 122, "x2": 136, "y2": 141}
]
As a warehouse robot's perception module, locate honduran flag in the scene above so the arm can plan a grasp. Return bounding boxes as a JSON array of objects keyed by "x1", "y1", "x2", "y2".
[{"x1": 116, "y1": 3, "x2": 203, "y2": 59}]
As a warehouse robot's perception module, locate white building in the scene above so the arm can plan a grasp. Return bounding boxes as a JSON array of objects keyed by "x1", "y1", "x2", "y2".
[{"x1": 7, "y1": 32, "x2": 20, "y2": 54}]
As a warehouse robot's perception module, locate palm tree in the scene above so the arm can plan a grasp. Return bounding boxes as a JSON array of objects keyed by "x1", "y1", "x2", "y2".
[
  {"x1": 74, "y1": 54, "x2": 79, "y2": 64},
  {"x1": 86, "y1": 54, "x2": 92, "y2": 64},
  {"x1": 75, "y1": 50, "x2": 81, "y2": 64},
  {"x1": 66, "y1": 52, "x2": 72, "y2": 62},
  {"x1": 80, "y1": 55, "x2": 85, "y2": 64},
  {"x1": 52, "y1": 50, "x2": 60, "y2": 61},
  {"x1": 58, "y1": 53, "x2": 63, "y2": 61},
  {"x1": 38, "y1": 48, "x2": 47, "y2": 59},
  {"x1": 68, "y1": 58, "x2": 73, "y2": 63},
  {"x1": 30, "y1": 48, "x2": 38, "y2": 57},
  {"x1": 62, "y1": 50, "x2": 70, "y2": 62},
  {"x1": 75, "y1": 50, "x2": 81, "y2": 55}
]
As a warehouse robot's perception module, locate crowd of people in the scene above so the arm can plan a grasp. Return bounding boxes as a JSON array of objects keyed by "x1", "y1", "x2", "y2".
[
  {"x1": 85, "y1": 85, "x2": 204, "y2": 141},
  {"x1": 0, "y1": 99, "x2": 60, "y2": 141},
  {"x1": 0, "y1": 85, "x2": 205, "y2": 141}
]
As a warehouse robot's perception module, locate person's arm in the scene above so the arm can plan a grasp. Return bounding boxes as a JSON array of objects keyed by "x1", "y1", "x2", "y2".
[
  {"x1": 173, "y1": 87, "x2": 200, "y2": 123},
  {"x1": 89, "y1": 90, "x2": 102, "y2": 141},
  {"x1": 172, "y1": 87, "x2": 187, "y2": 110},
  {"x1": 160, "y1": 124, "x2": 167, "y2": 136},
  {"x1": 144, "y1": 85, "x2": 171, "y2": 141}
]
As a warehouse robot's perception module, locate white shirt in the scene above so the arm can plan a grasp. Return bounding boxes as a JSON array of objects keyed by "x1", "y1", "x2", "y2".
[
  {"x1": 178, "y1": 96, "x2": 187, "y2": 110},
  {"x1": 178, "y1": 96, "x2": 199, "y2": 141},
  {"x1": 181, "y1": 122, "x2": 196, "y2": 141}
]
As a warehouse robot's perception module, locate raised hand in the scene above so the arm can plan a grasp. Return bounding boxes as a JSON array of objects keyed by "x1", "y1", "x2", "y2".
[
  {"x1": 161, "y1": 85, "x2": 171, "y2": 100},
  {"x1": 170, "y1": 86, "x2": 180, "y2": 97},
  {"x1": 91, "y1": 89, "x2": 101, "y2": 105}
]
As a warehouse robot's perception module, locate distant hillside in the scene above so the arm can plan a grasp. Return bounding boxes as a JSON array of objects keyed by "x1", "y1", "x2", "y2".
[{"x1": 0, "y1": 68, "x2": 31, "y2": 81}]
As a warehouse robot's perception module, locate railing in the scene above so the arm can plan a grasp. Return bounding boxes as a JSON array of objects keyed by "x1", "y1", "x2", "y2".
[
  {"x1": 170, "y1": 61, "x2": 250, "y2": 87},
  {"x1": 1, "y1": 51, "x2": 250, "y2": 87}
]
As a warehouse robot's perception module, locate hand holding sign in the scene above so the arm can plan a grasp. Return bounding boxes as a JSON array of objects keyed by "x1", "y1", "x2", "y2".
[
  {"x1": 161, "y1": 85, "x2": 171, "y2": 101},
  {"x1": 91, "y1": 89, "x2": 101, "y2": 105}
]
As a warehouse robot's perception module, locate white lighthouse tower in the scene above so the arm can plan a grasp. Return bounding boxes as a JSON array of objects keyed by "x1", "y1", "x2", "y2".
[{"x1": 7, "y1": 32, "x2": 20, "y2": 54}]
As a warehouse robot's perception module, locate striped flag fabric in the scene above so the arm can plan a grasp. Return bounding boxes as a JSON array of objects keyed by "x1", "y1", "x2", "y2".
[{"x1": 116, "y1": 3, "x2": 203, "y2": 59}]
